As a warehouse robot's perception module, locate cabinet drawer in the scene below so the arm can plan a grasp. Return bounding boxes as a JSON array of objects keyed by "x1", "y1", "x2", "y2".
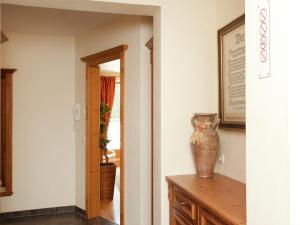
[
  {"x1": 199, "y1": 210, "x2": 228, "y2": 225},
  {"x1": 172, "y1": 187, "x2": 197, "y2": 223},
  {"x1": 171, "y1": 208, "x2": 193, "y2": 225}
]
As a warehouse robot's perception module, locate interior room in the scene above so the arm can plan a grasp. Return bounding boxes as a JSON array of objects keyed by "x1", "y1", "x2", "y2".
[
  {"x1": 99, "y1": 59, "x2": 122, "y2": 224},
  {"x1": 1, "y1": 0, "x2": 299, "y2": 225}
]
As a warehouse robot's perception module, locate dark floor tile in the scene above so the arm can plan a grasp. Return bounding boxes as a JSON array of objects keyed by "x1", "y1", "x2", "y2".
[
  {"x1": 0, "y1": 213, "x2": 118, "y2": 225},
  {"x1": 2, "y1": 210, "x2": 31, "y2": 220},
  {"x1": 56, "y1": 206, "x2": 76, "y2": 214},
  {"x1": 75, "y1": 207, "x2": 86, "y2": 218},
  {"x1": 94, "y1": 217, "x2": 118, "y2": 225},
  {"x1": 0, "y1": 217, "x2": 32, "y2": 225},
  {"x1": 30, "y1": 208, "x2": 57, "y2": 217},
  {"x1": 29, "y1": 214, "x2": 61, "y2": 225}
]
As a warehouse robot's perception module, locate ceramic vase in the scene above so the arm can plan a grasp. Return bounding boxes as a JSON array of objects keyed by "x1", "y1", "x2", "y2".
[{"x1": 190, "y1": 113, "x2": 220, "y2": 178}]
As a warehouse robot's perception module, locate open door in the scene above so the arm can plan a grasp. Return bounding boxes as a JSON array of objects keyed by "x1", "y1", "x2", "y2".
[{"x1": 85, "y1": 65, "x2": 101, "y2": 218}]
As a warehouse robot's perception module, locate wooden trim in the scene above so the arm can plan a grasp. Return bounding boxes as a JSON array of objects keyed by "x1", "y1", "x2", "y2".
[
  {"x1": 84, "y1": 46, "x2": 127, "y2": 224},
  {"x1": 85, "y1": 65, "x2": 101, "y2": 218},
  {"x1": 119, "y1": 50, "x2": 125, "y2": 225},
  {"x1": 1, "y1": 32, "x2": 9, "y2": 44},
  {"x1": 145, "y1": 38, "x2": 153, "y2": 50},
  {"x1": 81, "y1": 45, "x2": 128, "y2": 66},
  {"x1": 145, "y1": 37, "x2": 154, "y2": 225},
  {"x1": 1, "y1": 69, "x2": 17, "y2": 75},
  {"x1": 0, "y1": 68, "x2": 16, "y2": 198},
  {"x1": 0, "y1": 191, "x2": 13, "y2": 197}
]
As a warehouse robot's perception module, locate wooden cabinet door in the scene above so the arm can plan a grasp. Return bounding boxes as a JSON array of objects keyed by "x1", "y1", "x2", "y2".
[
  {"x1": 170, "y1": 208, "x2": 193, "y2": 225},
  {"x1": 199, "y1": 211, "x2": 227, "y2": 225},
  {"x1": 173, "y1": 187, "x2": 197, "y2": 222}
]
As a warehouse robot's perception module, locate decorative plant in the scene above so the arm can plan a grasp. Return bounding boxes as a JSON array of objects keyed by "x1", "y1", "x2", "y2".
[{"x1": 100, "y1": 102, "x2": 111, "y2": 164}]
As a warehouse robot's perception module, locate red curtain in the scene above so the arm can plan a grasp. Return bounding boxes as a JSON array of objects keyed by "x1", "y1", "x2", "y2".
[{"x1": 100, "y1": 76, "x2": 116, "y2": 126}]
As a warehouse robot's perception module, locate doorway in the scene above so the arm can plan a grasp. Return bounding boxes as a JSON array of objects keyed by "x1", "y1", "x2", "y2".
[
  {"x1": 98, "y1": 59, "x2": 121, "y2": 224},
  {"x1": 81, "y1": 45, "x2": 127, "y2": 224}
]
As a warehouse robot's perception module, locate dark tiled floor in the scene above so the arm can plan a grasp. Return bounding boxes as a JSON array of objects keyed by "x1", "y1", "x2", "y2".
[{"x1": 0, "y1": 213, "x2": 118, "y2": 225}]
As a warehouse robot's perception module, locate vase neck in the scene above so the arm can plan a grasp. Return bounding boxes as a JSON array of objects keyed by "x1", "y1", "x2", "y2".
[{"x1": 191, "y1": 114, "x2": 220, "y2": 130}]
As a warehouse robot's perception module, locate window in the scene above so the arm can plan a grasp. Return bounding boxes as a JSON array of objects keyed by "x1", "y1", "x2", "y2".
[{"x1": 107, "y1": 83, "x2": 120, "y2": 150}]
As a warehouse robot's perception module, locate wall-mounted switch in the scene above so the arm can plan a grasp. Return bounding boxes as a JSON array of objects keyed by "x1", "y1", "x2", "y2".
[
  {"x1": 218, "y1": 152, "x2": 225, "y2": 165},
  {"x1": 74, "y1": 103, "x2": 81, "y2": 121}
]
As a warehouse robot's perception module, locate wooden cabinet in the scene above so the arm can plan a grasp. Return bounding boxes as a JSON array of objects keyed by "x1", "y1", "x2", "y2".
[{"x1": 167, "y1": 174, "x2": 246, "y2": 225}]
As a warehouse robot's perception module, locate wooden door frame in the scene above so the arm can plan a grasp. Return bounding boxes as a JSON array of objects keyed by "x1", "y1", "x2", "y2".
[
  {"x1": 145, "y1": 38, "x2": 153, "y2": 225},
  {"x1": 0, "y1": 68, "x2": 16, "y2": 197},
  {"x1": 81, "y1": 45, "x2": 128, "y2": 223}
]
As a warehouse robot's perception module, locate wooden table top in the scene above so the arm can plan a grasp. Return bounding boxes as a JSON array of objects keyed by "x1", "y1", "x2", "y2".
[{"x1": 166, "y1": 174, "x2": 246, "y2": 225}]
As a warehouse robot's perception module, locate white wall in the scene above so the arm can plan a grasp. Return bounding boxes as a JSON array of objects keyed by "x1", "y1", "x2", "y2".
[
  {"x1": 246, "y1": 0, "x2": 290, "y2": 224},
  {"x1": 158, "y1": 2, "x2": 218, "y2": 225},
  {"x1": 140, "y1": 17, "x2": 153, "y2": 224},
  {"x1": 152, "y1": 9, "x2": 161, "y2": 225},
  {"x1": 215, "y1": 0, "x2": 246, "y2": 183},
  {"x1": 288, "y1": 2, "x2": 300, "y2": 224},
  {"x1": 0, "y1": 33, "x2": 76, "y2": 212},
  {"x1": 75, "y1": 15, "x2": 153, "y2": 225}
]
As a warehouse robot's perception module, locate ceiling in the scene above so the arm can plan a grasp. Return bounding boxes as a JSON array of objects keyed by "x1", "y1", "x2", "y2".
[
  {"x1": 0, "y1": 0, "x2": 157, "y2": 16},
  {"x1": 1, "y1": 4, "x2": 119, "y2": 35}
]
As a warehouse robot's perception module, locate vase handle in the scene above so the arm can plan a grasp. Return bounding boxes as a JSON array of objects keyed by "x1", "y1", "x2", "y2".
[
  {"x1": 212, "y1": 115, "x2": 220, "y2": 129},
  {"x1": 191, "y1": 115, "x2": 198, "y2": 128}
]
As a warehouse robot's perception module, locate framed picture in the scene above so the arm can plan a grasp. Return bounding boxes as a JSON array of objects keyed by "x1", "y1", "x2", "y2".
[{"x1": 218, "y1": 15, "x2": 245, "y2": 129}]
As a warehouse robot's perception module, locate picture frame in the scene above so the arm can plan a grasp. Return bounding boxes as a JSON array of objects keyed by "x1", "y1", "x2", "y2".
[{"x1": 218, "y1": 15, "x2": 245, "y2": 129}]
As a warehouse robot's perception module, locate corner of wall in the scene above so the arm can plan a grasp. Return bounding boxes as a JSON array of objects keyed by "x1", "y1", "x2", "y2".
[{"x1": 215, "y1": 0, "x2": 246, "y2": 183}]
